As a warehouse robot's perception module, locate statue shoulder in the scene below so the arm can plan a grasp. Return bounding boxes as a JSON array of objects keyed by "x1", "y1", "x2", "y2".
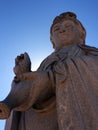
[
  {"x1": 78, "y1": 44, "x2": 98, "y2": 56},
  {"x1": 37, "y1": 52, "x2": 56, "y2": 70}
]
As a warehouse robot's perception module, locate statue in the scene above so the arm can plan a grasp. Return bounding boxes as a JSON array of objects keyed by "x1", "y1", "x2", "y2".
[{"x1": 0, "y1": 12, "x2": 98, "y2": 130}]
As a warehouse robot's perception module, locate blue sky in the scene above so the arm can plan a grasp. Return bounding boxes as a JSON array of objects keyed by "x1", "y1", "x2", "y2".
[{"x1": 0, "y1": 0, "x2": 98, "y2": 129}]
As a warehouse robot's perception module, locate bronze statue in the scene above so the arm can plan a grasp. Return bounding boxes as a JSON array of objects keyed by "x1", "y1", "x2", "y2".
[{"x1": 0, "y1": 12, "x2": 98, "y2": 130}]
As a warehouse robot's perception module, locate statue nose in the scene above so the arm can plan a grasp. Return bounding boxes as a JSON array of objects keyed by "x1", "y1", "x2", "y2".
[{"x1": 59, "y1": 27, "x2": 66, "y2": 33}]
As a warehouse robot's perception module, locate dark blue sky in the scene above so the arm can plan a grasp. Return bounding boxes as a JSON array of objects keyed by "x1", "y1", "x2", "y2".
[{"x1": 0, "y1": 0, "x2": 98, "y2": 129}]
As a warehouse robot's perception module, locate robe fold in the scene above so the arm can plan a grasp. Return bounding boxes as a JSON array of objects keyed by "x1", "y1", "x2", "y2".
[{"x1": 5, "y1": 45, "x2": 98, "y2": 130}]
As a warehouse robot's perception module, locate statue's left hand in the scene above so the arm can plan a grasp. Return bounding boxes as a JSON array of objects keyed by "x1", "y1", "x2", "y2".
[
  {"x1": 13, "y1": 52, "x2": 31, "y2": 75},
  {"x1": 14, "y1": 72, "x2": 30, "y2": 82},
  {"x1": 14, "y1": 71, "x2": 37, "y2": 82}
]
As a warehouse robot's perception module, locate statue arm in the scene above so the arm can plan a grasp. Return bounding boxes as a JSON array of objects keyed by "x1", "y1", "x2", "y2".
[
  {"x1": 13, "y1": 52, "x2": 55, "y2": 110},
  {"x1": 11, "y1": 70, "x2": 55, "y2": 111},
  {"x1": 0, "y1": 53, "x2": 55, "y2": 119}
]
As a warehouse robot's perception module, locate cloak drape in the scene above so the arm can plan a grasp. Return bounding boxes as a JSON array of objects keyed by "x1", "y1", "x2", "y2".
[{"x1": 5, "y1": 45, "x2": 98, "y2": 130}]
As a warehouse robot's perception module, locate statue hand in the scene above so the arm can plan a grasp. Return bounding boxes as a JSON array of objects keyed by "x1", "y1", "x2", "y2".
[
  {"x1": 13, "y1": 52, "x2": 31, "y2": 75},
  {"x1": 14, "y1": 72, "x2": 35, "y2": 82},
  {"x1": 14, "y1": 74, "x2": 26, "y2": 82}
]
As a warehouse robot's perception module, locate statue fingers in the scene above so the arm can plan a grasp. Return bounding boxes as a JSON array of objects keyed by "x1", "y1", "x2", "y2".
[
  {"x1": 14, "y1": 73, "x2": 27, "y2": 82},
  {"x1": 23, "y1": 52, "x2": 31, "y2": 64},
  {"x1": 15, "y1": 54, "x2": 24, "y2": 65}
]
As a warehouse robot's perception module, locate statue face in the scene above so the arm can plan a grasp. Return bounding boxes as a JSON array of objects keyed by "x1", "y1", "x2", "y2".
[{"x1": 51, "y1": 20, "x2": 81, "y2": 50}]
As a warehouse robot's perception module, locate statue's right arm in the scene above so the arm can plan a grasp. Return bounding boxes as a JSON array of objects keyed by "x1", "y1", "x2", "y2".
[{"x1": 10, "y1": 70, "x2": 55, "y2": 112}]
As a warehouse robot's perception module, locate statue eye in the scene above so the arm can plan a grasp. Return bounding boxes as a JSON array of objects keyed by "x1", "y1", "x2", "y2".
[
  {"x1": 64, "y1": 22, "x2": 74, "y2": 28},
  {"x1": 53, "y1": 26, "x2": 60, "y2": 32},
  {"x1": 64, "y1": 25, "x2": 71, "y2": 28}
]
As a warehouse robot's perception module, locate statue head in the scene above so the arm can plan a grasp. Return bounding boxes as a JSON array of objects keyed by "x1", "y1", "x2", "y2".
[{"x1": 50, "y1": 12, "x2": 86, "y2": 50}]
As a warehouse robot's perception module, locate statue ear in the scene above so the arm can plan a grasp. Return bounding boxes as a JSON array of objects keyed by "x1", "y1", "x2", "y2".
[
  {"x1": 77, "y1": 24, "x2": 86, "y2": 45},
  {"x1": 78, "y1": 31, "x2": 85, "y2": 45},
  {"x1": 79, "y1": 39, "x2": 85, "y2": 45},
  {"x1": 50, "y1": 36, "x2": 55, "y2": 49}
]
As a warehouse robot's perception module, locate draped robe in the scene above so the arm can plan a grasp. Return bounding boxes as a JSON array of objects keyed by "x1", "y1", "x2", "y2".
[{"x1": 5, "y1": 45, "x2": 98, "y2": 130}]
